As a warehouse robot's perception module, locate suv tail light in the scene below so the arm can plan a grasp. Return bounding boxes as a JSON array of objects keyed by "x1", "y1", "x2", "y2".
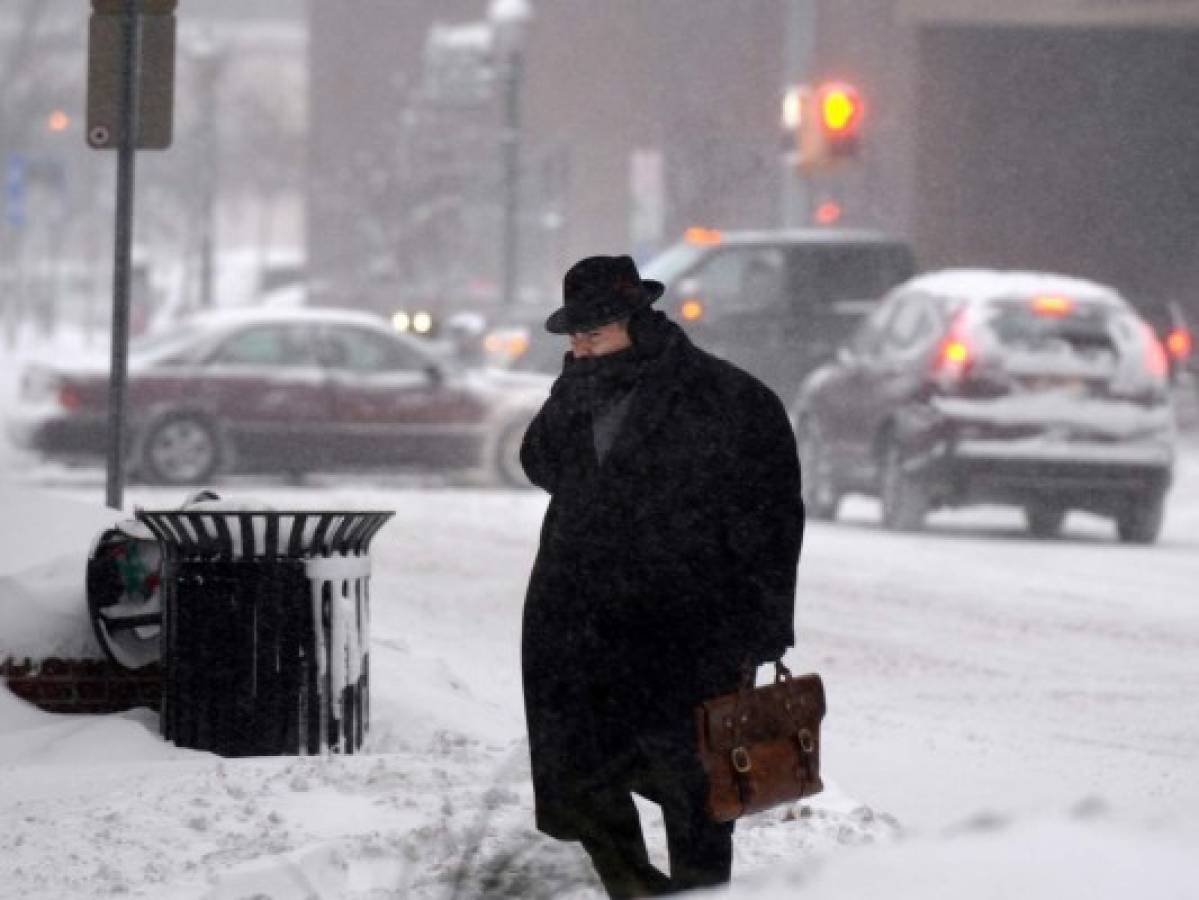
[
  {"x1": 1110, "y1": 322, "x2": 1171, "y2": 403},
  {"x1": 1165, "y1": 326, "x2": 1192, "y2": 362},
  {"x1": 1142, "y1": 323, "x2": 1170, "y2": 380},
  {"x1": 933, "y1": 312, "x2": 973, "y2": 382},
  {"x1": 932, "y1": 311, "x2": 1013, "y2": 397}
]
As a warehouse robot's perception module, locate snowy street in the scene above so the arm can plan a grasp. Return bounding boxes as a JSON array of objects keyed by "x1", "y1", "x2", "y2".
[
  {"x1": 2, "y1": 433, "x2": 1198, "y2": 897},
  {"x1": 7, "y1": 2, "x2": 1199, "y2": 896}
]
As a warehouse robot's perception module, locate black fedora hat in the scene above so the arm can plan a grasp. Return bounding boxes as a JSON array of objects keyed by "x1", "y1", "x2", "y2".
[{"x1": 545, "y1": 255, "x2": 664, "y2": 334}]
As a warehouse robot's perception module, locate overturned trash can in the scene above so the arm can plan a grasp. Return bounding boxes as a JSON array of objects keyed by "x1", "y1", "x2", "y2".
[
  {"x1": 87, "y1": 518, "x2": 165, "y2": 675},
  {"x1": 136, "y1": 508, "x2": 393, "y2": 757}
]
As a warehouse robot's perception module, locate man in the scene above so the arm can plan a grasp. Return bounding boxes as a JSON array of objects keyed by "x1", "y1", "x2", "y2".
[{"x1": 521, "y1": 254, "x2": 804, "y2": 897}]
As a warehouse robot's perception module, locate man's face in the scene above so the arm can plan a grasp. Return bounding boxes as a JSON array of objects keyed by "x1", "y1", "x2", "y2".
[{"x1": 569, "y1": 319, "x2": 632, "y2": 358}]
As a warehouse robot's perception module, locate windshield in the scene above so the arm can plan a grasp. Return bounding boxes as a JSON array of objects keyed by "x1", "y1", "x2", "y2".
[
  {"x1": 640, "y1": 242, "x2": 705, "y2": 286},
  {"x1": 129, "y1": 323, "x2": 210, "y2": 364}
]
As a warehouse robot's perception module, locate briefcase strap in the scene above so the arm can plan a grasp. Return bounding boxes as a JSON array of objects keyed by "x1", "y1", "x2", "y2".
[{"x1": 728, "y1": 661, "x2": 804, "y2": 771}]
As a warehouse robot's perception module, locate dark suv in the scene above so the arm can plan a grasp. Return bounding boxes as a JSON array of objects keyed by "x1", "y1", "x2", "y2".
[
  {"x1": 642, "y1": 228, "x2": 916, "y2": 399},
  {"x1": 792, "y1": 269, "x2": 1176, "y2": 544},
  {"x1": 478, "y1": 228, "x2": 916, "y2": 400}
]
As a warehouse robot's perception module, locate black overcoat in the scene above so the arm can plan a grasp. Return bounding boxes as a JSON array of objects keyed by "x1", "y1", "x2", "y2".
[{"x1": 520, "y1": 319, "x2": 804, "y2": 840}]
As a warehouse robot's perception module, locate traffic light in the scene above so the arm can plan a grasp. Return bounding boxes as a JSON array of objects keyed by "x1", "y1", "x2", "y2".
[
  {"x1": 783, "y1": 81, "x2": 864, "y2": 171},
  {"x1": 817, "y1": 82, "x2": 863, "y2": 160}
]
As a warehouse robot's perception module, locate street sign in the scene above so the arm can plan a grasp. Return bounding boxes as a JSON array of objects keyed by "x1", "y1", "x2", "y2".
[{"x1": 87, "y1": 0, "x2": 177, "y2": 150}]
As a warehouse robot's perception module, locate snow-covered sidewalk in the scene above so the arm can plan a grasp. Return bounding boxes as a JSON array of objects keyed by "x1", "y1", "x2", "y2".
[{"x1": 2, "y1": 461, "x2": 1199, "y2": 897}]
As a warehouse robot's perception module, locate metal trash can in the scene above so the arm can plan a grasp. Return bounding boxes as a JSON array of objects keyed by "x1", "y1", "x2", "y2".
[{"x1": 136, "y1": 509, "x2": 393, "y2": 757}]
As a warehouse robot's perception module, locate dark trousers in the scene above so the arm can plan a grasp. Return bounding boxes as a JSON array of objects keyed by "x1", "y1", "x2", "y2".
[{"x1": 575, "y1": 733, "x2": 735, "y2": 898}]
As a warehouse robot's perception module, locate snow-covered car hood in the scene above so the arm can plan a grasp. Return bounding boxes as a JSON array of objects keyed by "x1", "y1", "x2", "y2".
[{"x1": 459, "y1": 366, "x2": 553, "y2": 406}]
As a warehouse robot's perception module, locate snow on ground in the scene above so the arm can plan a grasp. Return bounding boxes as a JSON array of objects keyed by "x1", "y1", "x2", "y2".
[
  {"x1": 1, "y1": 335, "x2": 1199, "y2": 897},
  {"x1": 0, "y1": 484, "x2": 126, "y2": 659}
]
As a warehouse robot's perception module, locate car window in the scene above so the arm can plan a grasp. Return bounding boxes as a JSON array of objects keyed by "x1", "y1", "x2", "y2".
[
  {"x1": 847, "y1": 299, "x2": 895, "y2": 357},
  {"x1": 686, "y1": 247, "x2": 787, "y2": 315},
  {"x1": 974, "y1": 298, "x2": 1121, "y2": 374},
  {"x1": 881, "y1": 294, "x2": 939, "y2": 357},
  {"x1": 320, "y1": 325, "x2": 425, "y2": 373},
  {"x1": 788, "y1": 244, "x2": 915, "y2": 307},
  {"x1": 131, "y1": 326, "x2": 207, "y2": 367},
  {"x1": 210, "y1": 325, "x2": 315, "y2": 367}
]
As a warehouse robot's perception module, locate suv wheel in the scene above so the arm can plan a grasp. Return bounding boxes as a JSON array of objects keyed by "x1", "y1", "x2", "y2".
[
  {"x1": 1116, "y1": 492, "x2": 1165, "y2": 545},
  {"x1": 797, "y1": 419, "x2": 841, "y2": 521},
  {"x1": 493, "y1": 417, "x2": 533, "y2": 489},
  {"x1": 880, "y1": 437, "x2": 926, "y2": 532},
  {"x1": 1024, "y1": 502, "x2": 1066, "y2": 538},
  {"x1": 142, "y1": 414, "x2": 221, "y2": 485}
]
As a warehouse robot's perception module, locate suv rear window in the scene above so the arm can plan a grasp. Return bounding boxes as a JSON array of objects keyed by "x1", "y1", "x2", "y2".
[
  {"x1": 789, "y1": 243, "x2": 915, "y2": 306},
  {"x1": 986, "y1": 300, "x2": 1116, "y2": 354},
  {"x1": 969, "y1": 297, "x2": 1146, "y2": 379}
]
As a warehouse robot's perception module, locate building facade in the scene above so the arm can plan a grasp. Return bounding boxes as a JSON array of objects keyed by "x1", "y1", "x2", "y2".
[
  {"x1": 307, "y1": 0, "x2": 1199, "y2": 320},
  {"x1": 307, "y1": 0, "x2": 788, "y2": 316}
]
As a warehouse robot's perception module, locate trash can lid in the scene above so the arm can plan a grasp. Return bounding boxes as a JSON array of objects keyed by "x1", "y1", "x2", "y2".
[{"x1": 135, "y1": 509, "x2": 394, "y2": 560}]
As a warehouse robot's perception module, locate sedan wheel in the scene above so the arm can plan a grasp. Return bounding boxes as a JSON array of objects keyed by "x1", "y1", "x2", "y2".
[
  {"x1": 797, "y1": 420, "x2": 841, "y2": 521},
  {"x1": 143, "y1": 415, "x2": 220, "y2": 485},
  {"x1": 880, "y1": 438, "x2": 927, "y2": 532},
  {"x1": 1024, "y1": 502, "x2": 1066, "y2": 538}
]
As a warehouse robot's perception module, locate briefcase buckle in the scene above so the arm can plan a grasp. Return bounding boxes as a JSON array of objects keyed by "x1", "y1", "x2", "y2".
[{"x1": 731, "y1": 746, "x2": 752, "y2": 773}]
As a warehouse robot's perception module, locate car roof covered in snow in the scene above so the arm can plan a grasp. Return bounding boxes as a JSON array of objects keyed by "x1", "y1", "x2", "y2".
[
  {"x1": 714, "y1": 228, "x2": 909, "y2": 246},
  {"x1": 175, "y1": 305, "x2": 393, "y2": 333},
  {"x1": 901, "y1": 269, "x2": 1129, "y2": 308}
]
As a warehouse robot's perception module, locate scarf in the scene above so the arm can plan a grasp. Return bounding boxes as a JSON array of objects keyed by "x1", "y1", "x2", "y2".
[{"x1": 559, "y1": 310, "x2": 678, "y2": 415}]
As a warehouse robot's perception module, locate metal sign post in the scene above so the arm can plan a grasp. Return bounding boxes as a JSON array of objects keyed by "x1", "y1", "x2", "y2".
[
  {"x1": 104, "y1": 0, "x2": 141, "y2": 511},
  {"x1": 87, "y1": 0, "x2": 176, "y2": 511}
]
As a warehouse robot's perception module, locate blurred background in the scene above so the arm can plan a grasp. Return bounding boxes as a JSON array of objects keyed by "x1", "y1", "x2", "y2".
[{"x1": 3, "y1": 0, "x2": 1198, "y2": 339}]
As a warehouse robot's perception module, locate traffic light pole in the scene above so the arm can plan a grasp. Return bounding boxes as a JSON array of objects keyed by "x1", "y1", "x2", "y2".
[
  {"x1": 499, "y1": 46, "x2": 524, "y2": 307},
  {"x1": 105, "y1": 0, "x2": 142, "y2": 510},
  {"x1": 783, "y1": 0, "x2": 816, "y2": 228}
]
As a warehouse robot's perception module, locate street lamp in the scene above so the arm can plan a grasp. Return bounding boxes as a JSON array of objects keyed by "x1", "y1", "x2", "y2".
[{"x1": 488, "y1": 0, "x2": 532, "y2": 307}]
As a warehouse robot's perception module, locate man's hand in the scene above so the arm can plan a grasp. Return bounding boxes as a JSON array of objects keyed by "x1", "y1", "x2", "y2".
[
  {"x1": 550, "y1": 353, "x2": 598, "y2": 417},
  {"x1": 754, "y1": 645, "x2": 789, "y2": 665}
]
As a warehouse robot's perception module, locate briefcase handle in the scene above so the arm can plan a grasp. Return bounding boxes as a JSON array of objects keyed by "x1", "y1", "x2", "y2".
[{"x1": 739, "y1": 659, "x2": 792, "y2": 691}]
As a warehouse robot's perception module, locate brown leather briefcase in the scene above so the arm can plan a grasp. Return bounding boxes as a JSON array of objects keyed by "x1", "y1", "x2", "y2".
[{"x1": 695, "y1": 662, "x2": 825, "y2": 823}]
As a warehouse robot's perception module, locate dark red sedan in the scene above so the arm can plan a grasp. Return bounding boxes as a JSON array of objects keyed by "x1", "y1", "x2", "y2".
[{"x1": 7, "y1": 308, "x2": 552, "y2": 485}]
